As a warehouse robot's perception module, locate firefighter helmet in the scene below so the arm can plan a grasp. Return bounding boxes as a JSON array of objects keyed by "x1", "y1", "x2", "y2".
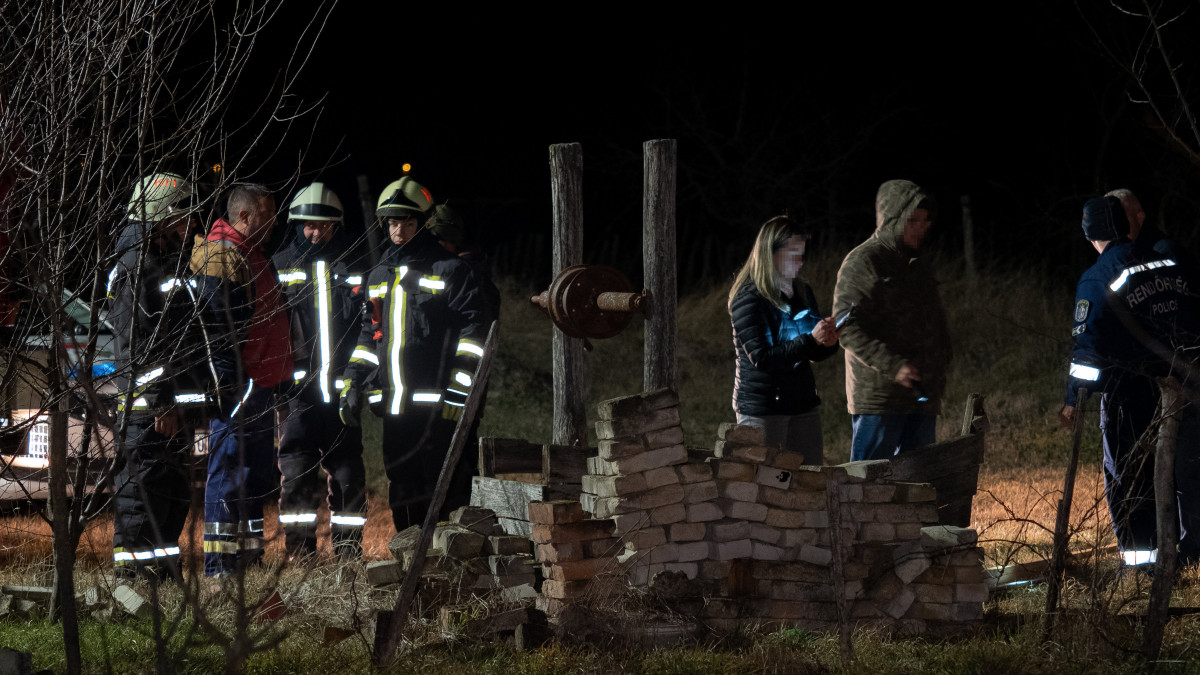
[
  {"x1": 376, "y1": 177, "x2": 433, "y2": 221},
  {"x1": 288, "y1": 181, "x2": 344, "y2": 223},
  {"x1": 128, "y1": 172, "x2": 195, "y2": 222},
  {"x1": 426, "y1": 203, "x2": 466, "y2": 249}
]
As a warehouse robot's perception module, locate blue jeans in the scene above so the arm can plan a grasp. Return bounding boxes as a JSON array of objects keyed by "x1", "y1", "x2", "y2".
[{"x1": 850, "y1": 414, "x2": 936, "y2": 461}]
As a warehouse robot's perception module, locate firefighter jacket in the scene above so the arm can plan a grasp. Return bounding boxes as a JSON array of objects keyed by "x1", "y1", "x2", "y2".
[
  {"x1": 1065, "y1": 239, "x2": 1194, "y2": 406},
  {"x1": 188, "y1": 219, "x2": 293, "y2": 409},
  {"x1": 106, "y1": 221, "x2": 212, "y2": 421},
  {"x1": 344, "y1": 229, "x2": 493, "y2": 421},
  {"x1": 832, "y1": 179, "x2": 953, "y2": 416},
  {"x1": 272, "y1": 227, "x2": 365, "y2": 405}
]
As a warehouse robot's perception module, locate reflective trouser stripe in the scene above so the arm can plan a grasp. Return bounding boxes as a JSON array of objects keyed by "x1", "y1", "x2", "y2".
[
  {"x1": 330, "y1": 513, "x2": 367, "y2": 527},
  {"x1": 279, "y1": 512, "x2": 318, "y2": 525},
  {"x1": 1123, "y1": 549, "x2": 1157, "y2": 565},
  {"x1": 114, "y1": 545, "x2": 181, "y2": 564},
  {"x1": 204, "y1": 519, "x2": 264, "y2": 535},
  {"x1": 203, "y1": 540, "x2": 237, "y2": 555},
  {"x1": 1069, "y1": 363, "x2": 1101, "y2": 381}
]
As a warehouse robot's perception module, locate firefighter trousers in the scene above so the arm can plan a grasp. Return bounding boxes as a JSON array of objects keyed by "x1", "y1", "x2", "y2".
[
  {"x1": 113, "y1": 422, "x2": 192, "y2": 577},
  {"x1": 381, "y1": 408, "x2": 474, "y2": 531},
  {"x1": 278, "y1": 395, "x2": 366, "y2": 556}
]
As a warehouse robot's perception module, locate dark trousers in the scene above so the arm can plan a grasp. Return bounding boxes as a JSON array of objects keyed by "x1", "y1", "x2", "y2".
[
  {"x1": 381, "y1": 408, "x2": 474, "y2": 531},
  {"x1": 278, "y1": 395, "x2": 365, "y2": 554},
  {"x1": 203, "y1": 387, "x2": 276, "y2": 576},
  {"x1": 113, "y1": 422, "x2": 192, "y2": 576}
]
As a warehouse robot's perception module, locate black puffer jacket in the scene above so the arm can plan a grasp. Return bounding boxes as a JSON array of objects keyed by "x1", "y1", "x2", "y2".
[{"x1": 731, "y1": 280, "x2": 837, "y2": 416}]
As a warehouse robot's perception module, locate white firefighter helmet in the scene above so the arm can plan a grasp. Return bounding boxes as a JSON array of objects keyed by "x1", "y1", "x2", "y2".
[
  {"x1": 128, "y1": 172, "x2": 195, "y2": 222},
  {"x1": 376, "y1": 177, "x2": 433, "y2": 221},
  {"x1": 288, "y1": 181, "x2": 344, "y2": 223}
]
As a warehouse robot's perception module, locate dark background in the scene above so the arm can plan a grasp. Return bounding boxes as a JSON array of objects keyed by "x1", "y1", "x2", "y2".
[{"x1": 219, "y1": 2, "x2": 1200, "y2": 290}]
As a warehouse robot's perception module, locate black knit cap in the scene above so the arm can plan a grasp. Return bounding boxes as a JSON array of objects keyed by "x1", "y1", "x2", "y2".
[{"x1": 1081, "y1": 195, "x2": 1129, "y2": 241}]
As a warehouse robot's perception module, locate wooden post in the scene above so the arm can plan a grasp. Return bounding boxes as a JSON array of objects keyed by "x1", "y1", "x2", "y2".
[
  {"x1": 825, "y1": 469, "x2": 855, "y2": 665},
  {"x1": 643, "y1": 139, "x2": 677, "y2": 393},
  {"x1": 1043, "y1": 387, "x2": 1086, "y2": 642},
  {"x1": 961, "y1": 195, "x2": 975, "y2": 288},
  {"x1": 1144, "y1": 377, "x2": 1183, "y2": 659},
  {"x1": 357, "y1": 175, "x2": 382, "y2": 266},
  {"x1": 549, "y1": 144, "x2": 587, "y2": 446}
]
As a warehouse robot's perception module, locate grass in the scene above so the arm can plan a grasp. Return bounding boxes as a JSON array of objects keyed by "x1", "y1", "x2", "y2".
[{"x1": 0, "y1": 253, "x2": 1192, "y2": 673}]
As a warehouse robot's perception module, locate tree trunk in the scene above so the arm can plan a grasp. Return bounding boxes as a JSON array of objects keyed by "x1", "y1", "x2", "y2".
[
  {"x1": 549, "y1": 143, "x2": 587, "y2": 446},
  {"x1": 643, "y1": 139, "x2": 677, "y2": 393}
]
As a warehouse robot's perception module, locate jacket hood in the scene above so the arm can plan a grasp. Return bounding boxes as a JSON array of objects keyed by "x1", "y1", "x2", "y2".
[{"x1": 874, "y1": 179, "x2": 931, "y2": 253}]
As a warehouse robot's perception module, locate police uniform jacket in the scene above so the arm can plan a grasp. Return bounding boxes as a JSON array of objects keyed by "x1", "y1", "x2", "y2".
[
  {"x1": 731, "y1": 279, "x2": 837, "y2": 417},
  {"x1": 345, "y1": 229, "x2": 492, "y2": 420},
  {"x1": 1066, "y1": 239, "x2": 1193, "y2": 406},
  {"x1": 107, "y1": 221, "x2": 211, "y2": 423},
  {"x1": 273, "y1": 227, "x2": 365, "y2": 406}
]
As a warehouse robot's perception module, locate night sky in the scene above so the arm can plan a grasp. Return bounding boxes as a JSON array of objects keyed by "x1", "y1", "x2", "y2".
[{"x1": 228, "y1": 3, "x2": 1200, "y2": 287}]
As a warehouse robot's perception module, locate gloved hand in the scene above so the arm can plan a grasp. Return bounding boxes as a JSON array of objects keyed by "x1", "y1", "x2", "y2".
[{"x1": 339, "y1": 386, "x2": 362, "y2": 427}]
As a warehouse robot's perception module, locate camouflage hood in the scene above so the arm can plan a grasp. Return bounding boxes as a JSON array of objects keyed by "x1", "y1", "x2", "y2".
[{"x1": 873, "y1": 179, "x2": 932, "y2": 255}]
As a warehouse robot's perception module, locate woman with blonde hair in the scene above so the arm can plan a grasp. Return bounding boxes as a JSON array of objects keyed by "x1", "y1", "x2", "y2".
[{"x1": 729, "y1": 215, "x2": 840, "y2": 464}]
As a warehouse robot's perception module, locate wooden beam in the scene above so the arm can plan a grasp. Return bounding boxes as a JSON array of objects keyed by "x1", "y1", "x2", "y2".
[
  {"x1": 643, "y1": 139, "x2": 677, "y2": 393},
  {"x1": 549, "y1": 143, "x2": 587, "y2": 446}
]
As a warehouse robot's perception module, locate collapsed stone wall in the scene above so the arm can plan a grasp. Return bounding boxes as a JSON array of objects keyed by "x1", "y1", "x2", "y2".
[{"x1": 544, "y1": 388, "x2": 988, "y2": 635}]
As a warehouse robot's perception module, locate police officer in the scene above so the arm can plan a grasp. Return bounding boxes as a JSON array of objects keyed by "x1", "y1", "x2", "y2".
[
  {"x1": 273, "y1": 182, "x2": 367, "y2": 558},
  {"x1": 340, "y1": 177, "x2": 493, "y2": 530},
  {"x1": 1059, "y1": 195, "x2": 1200, "y2": 568},
  {"x1": 109, "y1": 171, "x2": 209, "y2": 578}
]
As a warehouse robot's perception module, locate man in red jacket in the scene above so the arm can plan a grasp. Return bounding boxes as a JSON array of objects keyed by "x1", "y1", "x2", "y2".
[{"x1": 190, "y1": 183, "x2": 293, "y2": 577}]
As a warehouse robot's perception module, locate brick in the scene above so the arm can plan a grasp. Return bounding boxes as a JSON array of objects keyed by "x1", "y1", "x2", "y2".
[
  {"x1": 752, "y1": 543, "x2": 785, "y2": 561},
  {"x1": 595, "y1": 406, "x2": 680, "y2": 440},
  {"x1": 843, "y1": 561, "x2": 871, "y2": 580},
  {"x1": 710, "y1": 519, "x2": 751, "y2": 542},
  {"x1": 608, "y1": 484, "x2": 684, "y2": 514},
  {"x1": 644, "y1": 425, "x2": 685, "y2": 450},
  {"x1": 838, "y1": 484, "x2": 864, "y2": 501},
  {"x1": 862, "y1": 503, "x2": 939, "y2": 524},
  {"x1": 755, "y1": 561, "x2": 829, "y2": 583},
  {"x1": 580, "y1": 492, "x2": 599, "y2": 515},
  {"x1": 714, "y1": 441, "x2": 771, "y2": 464},
  {"x1": 676, "y1": 462, "x2": 713, "y2": 484},
  {"x1": 596, "y1": 388, "x2": 679, "y2": 420},
  {"x1": 669, "y1": 522, "x2": 707, "y2": 542},
  {"x1": 780, "y1": 527, "x2": 816, "y2": 548},
  {"x1": 863, "y1": 484, "x2": 896, "y2": 503},
  {"x1": 486, "y1": 535, "x2": 531, "y2": 556},
  {"x1": 764, "y1": 508, "x2": 805, "y2": 529},
  {"x1": 760, "y1": 486, "x2": 826, "y2": 511},
  {"x1": 449, "y1": 506, "x2": 505, "y2": 535},
  {"x1": 912, "y1": 583, "x2": 953, "y2": 604},
  {"x1": 749, "y1": 523, "x2": 781, "y2": 545},
  {"x1": 536, "y1": 542, "x2": 582, "y2": 563},
  {"x1": 725, "y1": 500, "x2": 769, "y2": 522},
  {"x1": 841, "y1": 460, "x2": 892, "y2": 480},
  {"x1": 649, "y1": 544, "x2": 680, "y2": 564},
  {"x1": 719, "y1": 480, "x2": 759, "y2": 502},
  {"x1": 434, "y1": 525, "x2": 486, "y2": 559},
  {"x1": 388, "y1": 525, "x2": 423, "y2": 560},
  {"x1": 544, "y1": 557, "x2": 615, "y2": 581},
  {"x1": 892, "y1": 539, "x2": 932, "y2": 583},
  {"x1": 949, "y1": 548, "x2": 984, "y2": 567},
  {"x1": 626, "y1": 562, "x2": 664, "y2": 586},
  {"x1": 676, "y1": 541, "x2": 713, "y2": 562},
  {"x1": 894, "y1": 482, "x2": 937, "y2": 503},
  {"x1": 712, "y1": 460, "x2": 757, "y2": 482},
  {"x1": 662, "y1": 562, "x2": 699, "y2": 579},
  {"x1": 366, "y1": 560, "x2": 403, "y2": 586},
  {"x1": 499, "y1": 583, "x2": 540, "y2": 603},
  {"x1": 606, "y1": 444, "x2": 688, "y2": 475},
  {"x1": 954, "y1": 565, "x2": 987, "y2": 584},
  {"x1": 716, "y1": 423, "x2": 764, "y2": 445},
  {"x1": 895, "y1": 523, "x2": 924, "y2": 540},
  {"x1": 682, "y1": 480, "x2": 719, "y2": 504},
  {"x1": 771, "y1": 451, "x2": 807, "y2": 471},
  {"x1": 113, "y1": 585, "x2": 151, "y2": 619},
  {"x1": 530, "y1": 519, "x2": 616, "y2": 544},
  {"x1": 790, "y1": 468, "x2": 828, "y2": 491},
  {"x1": 644, "y1": 466, "x2": 681, "y2": 489},
  {"x1": 597, "y1": 437, "x2": 648, "y2": 460},
  {"x1": 797, "y1": 545, "x2": 833, "y2": 566},
  {"x1": 611, "y1": 511, "x2": 651, "y2": 534},
  {"x1": 650, "y1": 502, "x2": 687, "y2": 525},
  {"x1": 584, "y1": 537, "x2": 623, "y2": 558},
  {"x1": 622, "y1": 526, "x2": 666, "y2": 550},
  {"x1": 541, "y1": 578, "x2": 621, "y2": 599},
  {"x1": 881, "y1": 585, "x2": 916, "y2": 619},
  {"x1": 699, "y1": 560, "x2": 732, "y2": 580},
  {"x1": 527, "y1": 500, "x2": 584, "y2": 525},
  {"x1": 859, "y1": 523, "x2": 895, "y2": 542},
  {"x1": 487, "y1": 554, "x2": 538, "y2": 576},
  {"x1": 910, "y1": 601, "x2": 953, "y2": 621},
  {"x1": 952, "y1": 602, "x2": 985, "y2": 621},
  {"x1": 955, "y1": 583, "x2": 989, "y2": 603},
  {"x1": 587, "y1": 456, "x2": 618, "y2": 476},
  {"x1": 581, "y1": 473, "x2": 646, "y2": 498},
  {"x1": 716, "y1": 539, "x2": 753, "y2": 560},
  {"x1": 756, "y1": 465, "x2": 793, "y2": 490},
  {"x1": 686, "y1": 502, "x2": 724, "y2": 523},
  {"x1": 921, "y1": 525, "x2": 978, "y2": 549}
]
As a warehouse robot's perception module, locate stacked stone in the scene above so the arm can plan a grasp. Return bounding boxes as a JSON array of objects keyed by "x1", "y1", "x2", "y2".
[
  {"x1": 578, "y1": 389, "x2": 694, "y2": 582},
  {"x1": 375, "y1": 506, "x2": 540, "y2": 603},
  {"x1": 529, "y1": 499, "x2": 623, "y2": 616},
  {"x1": 888, "y1": 525, "x2": 988, "y2": 634}
]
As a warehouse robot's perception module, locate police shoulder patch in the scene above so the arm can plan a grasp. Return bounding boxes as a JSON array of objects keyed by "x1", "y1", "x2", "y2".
[
  {"x1": 1072, "y1": 324, "x2": 1086, "y2": 336},
  {"x1": 1074, "y1": 300, "x2": 1090, "y2": 322}
]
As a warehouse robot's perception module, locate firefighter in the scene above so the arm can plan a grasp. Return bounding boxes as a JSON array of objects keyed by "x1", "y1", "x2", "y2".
[
  {"x1": 273, "y1": 181, "x2": 367, "y2": 558},
  {"x1": 109, "y1": 171, "x2": 208, "y2": 579},
  {"x1": 340, "y1": 177, "x2": 493, "y2": 531}
]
